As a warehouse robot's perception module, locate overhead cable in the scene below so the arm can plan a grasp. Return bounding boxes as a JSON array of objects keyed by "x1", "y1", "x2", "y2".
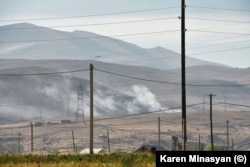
[
  {"x1": 0, "y1": 17, "x2": 177, "y2": 30},
  {"x1": 0, "y1": 6, "x2": 180, "y2": 22},
  {"x1": 0, "y1": 69, "x2": 89, "y2": 76},
  {"x1": 189, "y1": 29, "x2": 250, "y2": 36},
  {"x1": 0, "y1": 30, "x2": 179, "y2": 43},
  {"x1": 187, "y1": 17, "x2": 250, "y2": 23},
  {"x1": 94, "y1": 102, "x2": 206, "y2": 122},
  {"x1": 217, "y1": 102, "x2": 250, "y2": 108},
  {"x1": 94, "y1": 68, "x2": 250, "y2": 87},
  {"x1": 188, "y1": 5, "x2": 250, "y2": 12},
  {"x1": 190, "y1": 46, "x2": 250, "y2": 56}
]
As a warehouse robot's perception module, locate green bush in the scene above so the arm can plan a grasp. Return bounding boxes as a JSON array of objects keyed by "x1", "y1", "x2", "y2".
[{"x1": 204, "y1": 143, "x2": 222, "y2": 151}]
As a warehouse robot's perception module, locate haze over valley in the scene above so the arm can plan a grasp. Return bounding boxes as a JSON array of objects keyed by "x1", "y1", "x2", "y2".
[
  {"x1": 0, "y1": 23, "x2": 249, "y2": 124},
  {"x1": 0, "y1": 22, "x2": 249, "y2": 152}
]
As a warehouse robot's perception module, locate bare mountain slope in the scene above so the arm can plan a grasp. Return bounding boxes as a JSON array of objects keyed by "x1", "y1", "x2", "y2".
[
  {"x1": 0, "y1": 59, "x2": 249, "y2": 124},
  {"x1": 0, "y1": 23, "x2": 225, "y2": 70}
]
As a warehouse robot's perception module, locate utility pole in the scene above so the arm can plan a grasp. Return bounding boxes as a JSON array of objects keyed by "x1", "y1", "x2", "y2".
[
  {"x1": 199, "y1": 134, "x2": 201, "y2": 151},
  {"x1": 18, "y1": 133, "x2": 21, "y2": 154},
  {"x1": 232, "y1": 139, "x2": 234, "y2": 150},
  {"x1": 203, "y1": 94, "x2": 205, "y2": 112},
  {"x1": 207, "y1": 94, "x2": 216, "y2": 151},
  {"x1": 107, "y1": 129, "x2": 110, "y2": 152},
  {"x1": 31, "y1": 123, "x2": 33, "y2": 153},
  {"x1": 158, "y1": 117, "x2": 161, "y2": 146},
  {"x1": 39, "y1": 107, "x2": 42, "y2": 120},
  {"x1": 181, "y1": 0, "x2": 187, "y2": 151},
  {"x1": 226, "y1": 120, "x2": 229, "y2": 149},
  {"x1": 224, "y1": 97, "x2": 227, "y2": 112},
  {"x1": 90, "y1": 64, "x2": 94, "y2": 154},
  {"x1": 67, "y1": 97, "x2": 70, "y2": 117},
  {"x1": 72, "y1": 131, "x2": 76, "y2": 152}
]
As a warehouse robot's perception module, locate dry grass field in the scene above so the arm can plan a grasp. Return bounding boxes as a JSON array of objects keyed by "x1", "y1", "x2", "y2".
[
  {"x1": 0, "y1": 110, "x2": 249, "y2": 154},
  {"x1": 0, "y1": 153, "x2": 155, "y2": 167}
]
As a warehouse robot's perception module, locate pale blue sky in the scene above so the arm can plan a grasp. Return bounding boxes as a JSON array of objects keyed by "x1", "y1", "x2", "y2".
[{"x1": 0, "y1": 0, "x2": 250, "y2": 68}]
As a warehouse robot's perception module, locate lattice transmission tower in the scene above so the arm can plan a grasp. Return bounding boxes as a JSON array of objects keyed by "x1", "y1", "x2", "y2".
[{"x1": 76, "y1": 83, "x2": 84, "y2": 123}]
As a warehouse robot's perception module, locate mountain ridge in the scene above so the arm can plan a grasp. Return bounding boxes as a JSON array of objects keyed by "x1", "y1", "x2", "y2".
[
  {"x1": 0, "y1": 23, "x2": 249, "y2": 125},
  {"x1": 0, "y1": 23, "x2": 227, "y2": 70}
]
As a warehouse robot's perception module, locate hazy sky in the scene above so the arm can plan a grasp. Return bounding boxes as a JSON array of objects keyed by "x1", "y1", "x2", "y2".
[{"x1": 0, "y1": 0, "x2": 250, "y2": 68}]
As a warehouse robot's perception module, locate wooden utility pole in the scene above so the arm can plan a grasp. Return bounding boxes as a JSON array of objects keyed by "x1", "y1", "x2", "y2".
[
  {"x1": 208, "y1": 94, "x2": 216, "y2": 151},
  {"x1": 90, "y1": 64, "x2": 94, "y2": 154},
  {"x1": 203, "y1": 94, "x2": 205, "y2": 112},
  {"x1": 67, "y1": 97, "x2": 70, "y2": 117},
  {"x1": 232, "y1": 139, "x2": 234, "y2": 150},
  {"x1": 227, "y1": 120, "x2": 229, "y2": 149},
  {"x1": 224, "y1": 97, "x2": 227, "y2": 112},
  {"x1": 181, "y1": 0, "x2": 187, "y2": 151},
  {"x1": 39, "y1": 107, "x2": 42, "y2": 120},
  {"x1": 72, "y1": 131, "x2": 76, "y2": 152},
  {"x1": 18, "y1": 133, "x2": 21, "y2": 154},
  {"x1": 31, "y1": 123, "x2": 33, "y2": 153},
  {"x1": 158, "y1": 117, "x2": 161, "y2": 146},
  {"x1": 199, "y1": 134, "x2": 201, "y2": 151},
  {"x1": 107, "y1": 129, "x2": 110, "y2": 152}
]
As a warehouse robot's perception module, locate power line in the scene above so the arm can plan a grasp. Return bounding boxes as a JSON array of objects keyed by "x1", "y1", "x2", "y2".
[
  {"x1": 0, "y1": 6, "x2": 180, "y2": 22},
  {"x1": 0, "y1": 65, "x2": 248, "y2": 87},
  {"x1": 94, "y1": 102, "x2": 205, "y2": 122},
  {"x1": 95, "y1": 68, "x2": 181, "y2": 85},
  {"x1": 0, "y1": 49, "x2": 181, "y2": 67},
  {"x1": 160, "y1": 30, "x2": 250, "y2": 52},
  {"x1": 207, "y1": 102, "x2": 250, "y2": 112},
  {"x1": 0, "y1": 38, "x2": 247, "y2": 66},
  {"x1": 93, "y1": 108, "x2": 167, "y2": 122},
  {"x1": 94, "y1": 68, "x2": 250, "y2": 87},
  {"x1": 0, "y1": 17, "x2": 177, "y2": 30},
  {"x1": 187, "y1": 17, "x2": 250, "y2": 23},
  {"x1": 189, "y1": 46, "x2": 250, "y2": 56},
  {"x1": 107, "y1": 120, "x2": 158, "y2": 127},
  {"x1": 188, "y1": 5, "x2": 250, "y2": 12},
  {"x1": 133, "y1": 22, "x2": 250, "y2": 52},
  {"x1": 190, "y1": 22, "x2": 245, "y2": 33},
  {"x1": 217, "y1": 102, "x2": 250, "y2": 108},
  {"x1": 187, "y1": 29, "x2": 250, "y2": 52},
  {"x1": 189, "y1": 30, "x2": 250, "y2": 36},
  {"x1": 2, "y1": 38, "x2": 247, "y2": 67},
  {"x1": 0, "y1": 30, "x2": 179, "y2": 43},
  {"x1": 185, "y1": 34, "x2": 250, "y2": 51},
  {"x1": 187, "y1": 39, "x2": 250, "y2": 50},
  {"x1": 0, "y1": 68, "x2": 89, "y2": 76}
]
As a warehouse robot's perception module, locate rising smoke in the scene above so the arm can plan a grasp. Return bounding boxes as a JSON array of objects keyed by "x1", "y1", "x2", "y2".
[
  {"x1": 92, "y1": 84, "x2": 162, "y2": 116},
  {"x1": 127, "y1": 85, "x2": 162, "y2": 114},
  {"x1": 0, "y1": 74, "x2": 163, "y2": 124}
]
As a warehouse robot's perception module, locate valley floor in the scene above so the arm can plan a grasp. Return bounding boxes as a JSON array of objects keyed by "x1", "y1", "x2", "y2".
[{"x1": 0, "y1": 111, "x2": 249, "y2": 154}]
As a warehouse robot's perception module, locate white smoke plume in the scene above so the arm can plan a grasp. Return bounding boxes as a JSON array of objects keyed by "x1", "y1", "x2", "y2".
[
  {"x1": 89, "y1": 84, "x2": 163, "y2": 116},
  {"x1": 0, "y1": 75, "x2": 164, "y2": 124},
  {"x1": 127, "y1": 85, "x2": 162, "y2": 114}
]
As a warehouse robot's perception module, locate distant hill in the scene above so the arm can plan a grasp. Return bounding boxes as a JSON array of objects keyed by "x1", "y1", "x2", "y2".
[
  {"x1": 0, "y1": 23, "x2": 249, "y2": 124},
  {"x1": 0, "y1": 23, "x2": 225, "y2": 70},
  {"x1": 0, "y1": 59, "x2": 249, "y2": 124}
]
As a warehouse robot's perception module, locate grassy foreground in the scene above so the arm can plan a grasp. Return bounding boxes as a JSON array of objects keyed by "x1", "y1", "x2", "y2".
[{"x1": 0, "y1": 153, "x2": 155, "y2": 167}]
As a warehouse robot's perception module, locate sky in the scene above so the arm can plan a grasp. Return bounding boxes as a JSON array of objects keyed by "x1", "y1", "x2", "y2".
[{"x1": 0, "y1": 0, "x2": 250, "y2": 68}]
